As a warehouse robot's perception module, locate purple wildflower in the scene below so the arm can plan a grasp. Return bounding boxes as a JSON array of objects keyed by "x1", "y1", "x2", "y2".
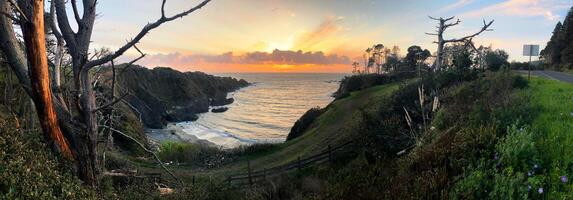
[
  {"x1": 538, "y1": 187, "x2": 544, "y2": 194},
  {"x1": 528, "y1": 185, "x2": 532, "y2": 191},
  {"x1": 534, "y1": 164, "x2": 539, "y2": 169},
  {"x1": 561, "y1": 176, "x2": 568, "y2": 183},
  {"x1": 528, "y1": 171, "x2": 532, "y2": 177}
]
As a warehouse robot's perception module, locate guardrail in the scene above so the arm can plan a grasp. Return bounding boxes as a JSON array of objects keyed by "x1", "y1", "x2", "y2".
[{"x1": 227, "y1": 141, "x2": 353, "y2": 186}]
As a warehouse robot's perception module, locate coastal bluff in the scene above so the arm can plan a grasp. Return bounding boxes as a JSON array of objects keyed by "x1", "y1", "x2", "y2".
[{"x1": 110, "y1": 65, "x2": 249, "y2": 129}]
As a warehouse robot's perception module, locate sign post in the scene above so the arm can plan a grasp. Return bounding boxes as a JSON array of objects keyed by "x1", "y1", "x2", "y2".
[{"x1": 523, "y1": 45, "x2": 540, "y2": 80}]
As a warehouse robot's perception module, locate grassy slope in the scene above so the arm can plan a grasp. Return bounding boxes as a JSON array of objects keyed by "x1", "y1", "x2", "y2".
[
  {"x1": 528, "y1": 78, "x2": 573, "y2": 197},
  {"x1": 192, "y1": 80, "x2": 413, "y2": 175}
]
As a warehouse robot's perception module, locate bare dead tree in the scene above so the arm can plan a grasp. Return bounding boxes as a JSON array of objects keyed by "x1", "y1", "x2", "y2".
[
  {"x1": 47, "y1": 0, "x2": 64, "y2": 90},
  {"x1": 0, "y1": 0, "x2": 212, "y2": 187},
  {"x1": 426, "y1": 16, "x2": 494, "y2": 70}
]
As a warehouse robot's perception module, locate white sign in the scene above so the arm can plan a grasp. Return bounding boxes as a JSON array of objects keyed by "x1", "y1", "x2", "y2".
[{"x1": 523, "y1": 45, "x2": 540, "y2": 56}]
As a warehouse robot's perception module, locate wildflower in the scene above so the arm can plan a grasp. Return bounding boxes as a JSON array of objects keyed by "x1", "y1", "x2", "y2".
[
  {"x1": 561, "y1": 175, "x2": 568, "y2": 183},
  {"x1": 538, "y1": 187, "x2": 544, "y2": 194},
  {"x1": 534, "y1": 164, "x2": 539, "y2": 169},
  {"x1": 494, "y1": 153, "x2": 499, "y2": 160},
  {"x1": 528, "y1": 171, "x2": 532, "y2": 177},
  {"x1": 527, "y1": 185, "x2": 532, "y2": 191}
]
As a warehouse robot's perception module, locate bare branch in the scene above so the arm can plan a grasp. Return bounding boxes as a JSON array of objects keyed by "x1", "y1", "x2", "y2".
[
  {"x1": 425, "y1": 32, "x2": 438, "y2": 36},
  {"x1": 161, "y1": 0, "x2": 167, "y2": 18},
  {"x1": 54, "y1": 0, "x2": 78, "y2": 54},
  {"x1": 93, "y1": 93, "x2": 128, "y2": 113},
  {"x1": 0, "y1": 0, "x2": 31, "y2": 94},
  {"x1": 444, "y1": 19, "x2": 461, "y2": 29},
  {"x1": 119, "y1": 45, "x2": 146, "y2": 74},
  {"x1": 428, "y1": 16, "x2": 440, "y2": 21},
  {"x1": 7, "y1": 0, "x2": 27, "y2": 21},
  {"x1": 0, "y1": 10, "x2": 18, "y2": 22},
  {"x1": 444, "y1": 20, "x2": 494, "y2": 43},
  {"x1": 71, "y1": 0, "x2": 82, "y2": 25},
  {"x1": 84, "y1": 0, "x2": 211, "y2": 69},
  {"x1": 100, "y1": 125, "x2": 182, "y2": 184},
  {"x1": 49, "y1": 0, "x2": 63, "y2": 40},
  {"x1": 127, "y1": 45, "x2": 146, "y2": 65}
]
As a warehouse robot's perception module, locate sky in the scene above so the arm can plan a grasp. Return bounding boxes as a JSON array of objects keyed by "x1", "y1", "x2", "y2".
[{"x1": 88, "y1": 0, "x2": 573, "y2": 73}]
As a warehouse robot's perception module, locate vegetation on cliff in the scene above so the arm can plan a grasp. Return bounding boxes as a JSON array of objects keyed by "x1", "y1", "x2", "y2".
[{"x1": 107, "y1": 65, "x2": 249, "y2": 129}]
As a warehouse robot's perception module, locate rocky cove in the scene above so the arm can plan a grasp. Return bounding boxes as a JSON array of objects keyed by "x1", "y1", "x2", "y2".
[{"x1": 98, "y1": 65, "x2": 250, "y2": 150}]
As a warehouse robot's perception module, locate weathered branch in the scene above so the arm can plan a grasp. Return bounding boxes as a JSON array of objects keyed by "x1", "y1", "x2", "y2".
[
  {"x1": 100, "y1": 125, "x2": 182, "y2": 184},
  {"x1": 7, "y1": 0, "x2": 26, "y2": 21},
  {"x1": 119, "y1": 45, "x2": 146, "y2": 74},
  {"x1": 54, "y1": 0, "x2": 78, "y2": 54},
  {"x1": 0, "y1": 0, "x2": 31, "y2": 94},
  {"x1": 444, "y1": 20, "x2": 494, "y2": 43},
  {"x1": 0, "y1": 10, "x2": 18, "y2": 22},
  {"x1": 84, "y1": 0, "x2": 211, "y2": 69},
  {"x1": 444, "y1": 19, "x2": 461, "y2": 29},
  {"x1": 48, "y1": 0, "x2": 63, "y2": 40},
  {"x1": 70, "y1": 0, "x2": 82, "y2": 25},
  {"x1": 93, "y1": 93, "x2": 128, "y2": 113}
]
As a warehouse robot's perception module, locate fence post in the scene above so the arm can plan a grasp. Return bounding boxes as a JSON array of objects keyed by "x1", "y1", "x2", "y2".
[
  {"x1": 328, "y1": 145, "x2": 332, "y2": 164},
  {"x1": 248, "y1": 160, "x2": 253, "y2": 186},
  {"x1": 297, "y1": 156, "x2": 301, "y2": 172},
  {"x1": 263, "y1": 168, "x2": 267, "y2": 179}
]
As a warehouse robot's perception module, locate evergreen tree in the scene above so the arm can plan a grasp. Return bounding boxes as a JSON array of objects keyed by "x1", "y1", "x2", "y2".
[
  {"x1": 559, "y1": 7, "x2": 573, "y2": 68},
  {"x1": 540, "y1": 22, "x2": 563, "y2": 66}
]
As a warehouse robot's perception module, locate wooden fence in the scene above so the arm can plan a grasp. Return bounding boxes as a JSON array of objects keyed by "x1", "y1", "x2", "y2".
[{"x1": 227, "y1": 141, "x2": 353, "y2": 186}]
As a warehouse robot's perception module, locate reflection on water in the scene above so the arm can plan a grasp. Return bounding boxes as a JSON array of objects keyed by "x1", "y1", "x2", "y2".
[{"x1": 169, "y1": 73, "x2": 347, "y2": 148}]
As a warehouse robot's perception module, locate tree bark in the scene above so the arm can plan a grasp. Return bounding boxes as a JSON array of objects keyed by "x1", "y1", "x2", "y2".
[{"x1": 20, "y1": 0, "x2": 73, "y2": 159}]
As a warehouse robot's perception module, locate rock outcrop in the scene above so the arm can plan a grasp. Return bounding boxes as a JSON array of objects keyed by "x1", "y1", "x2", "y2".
[{"x1": 111, "y1": 65, "x2": 249, "y2": 128}]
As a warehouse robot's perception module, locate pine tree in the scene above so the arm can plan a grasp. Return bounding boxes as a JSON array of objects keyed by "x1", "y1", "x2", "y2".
[
  {"x1": 541, "y1": 22, "x2": 563, "y2": 66},
  {"x1": 559, "y1": 7, "x2": 573, "y2": 68}
]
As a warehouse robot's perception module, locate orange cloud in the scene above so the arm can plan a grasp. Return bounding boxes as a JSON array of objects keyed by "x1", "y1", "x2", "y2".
[
  {"x1": 292, "y1": 16, "x2": 345, "y2": 52},
  {"x1": 127, "y1": 49, "x2": 352, "y2": 73}
]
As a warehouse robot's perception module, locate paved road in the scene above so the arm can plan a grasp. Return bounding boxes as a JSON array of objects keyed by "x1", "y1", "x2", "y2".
[{"x1": 520, "y1": 70, "x2": 573, "y2": 84}]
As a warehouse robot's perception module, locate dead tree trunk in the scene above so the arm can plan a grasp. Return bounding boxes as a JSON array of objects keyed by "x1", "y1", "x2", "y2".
[
  {"x1": 426, "y1": 16, "x2": 494, "y2": 71},
  {"x1": 0, "y1": 0, "x2": 212, "y2": 187},
  {"x1": 19, "y1": 0, "x2": 74, "y2": 159}
]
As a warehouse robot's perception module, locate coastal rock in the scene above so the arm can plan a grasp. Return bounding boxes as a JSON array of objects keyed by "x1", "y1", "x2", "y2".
[
  {"x1": 111, "y1": 65, "x2": 249, "y2": 128},
  {"x1": 211, "y1": 107, "x2": 229, "y2": 113}
]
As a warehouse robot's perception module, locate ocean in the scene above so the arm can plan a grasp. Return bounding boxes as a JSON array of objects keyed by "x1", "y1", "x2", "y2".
[{"x1": 147, "y1": 73, "x2": 347, "y2": 148}]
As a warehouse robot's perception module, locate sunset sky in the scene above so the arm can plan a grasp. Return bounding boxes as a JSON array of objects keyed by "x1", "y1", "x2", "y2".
[{"x1": 91, "y1": 0, "x2": 572, "y2": 73}]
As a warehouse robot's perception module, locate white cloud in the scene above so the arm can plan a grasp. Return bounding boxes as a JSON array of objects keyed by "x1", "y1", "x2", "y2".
[
  {"x1": 460, "y1": 0, "x2": 567, "y2": 21},
  {"x1": 441, "y1": 0, "x2": 475, "y2": 12}
]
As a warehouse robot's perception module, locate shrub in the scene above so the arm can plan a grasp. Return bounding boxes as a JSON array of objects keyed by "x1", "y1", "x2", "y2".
[
  {"x1": 333, "y1": 71, "x2": 416, "y2": 98},
  {"x1": 0, "y1": 121, "x2": 96, "y2": 199},
  {"x1": 158, "y1": 142, "x2": 225, "y2": 168},
  {"x1": 485, "y1": 49, "x2": 509, "y2": 71},
  {"x1": 287, "y1": 107, "x2": 325, "y2": 141},
  {"x1": 450, "y1": 124, "x2": 541, "y2": 199}
]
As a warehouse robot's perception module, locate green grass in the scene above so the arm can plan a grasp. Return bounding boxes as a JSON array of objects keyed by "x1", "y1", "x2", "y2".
[
  {"x1": 527, "y1": 78, "x2": 573, "y2": 198},
  {"x1": 178, "y1": 79, "x2": 415, "y2": 177},
  {"x1": 237, "y1": 81, "x2": 409, "y2": 169}
]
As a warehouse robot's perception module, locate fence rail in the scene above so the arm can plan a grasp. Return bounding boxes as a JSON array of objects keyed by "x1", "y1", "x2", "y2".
[{"x1": 227, "y1": 141, "x2": 353, "y2": 186}]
